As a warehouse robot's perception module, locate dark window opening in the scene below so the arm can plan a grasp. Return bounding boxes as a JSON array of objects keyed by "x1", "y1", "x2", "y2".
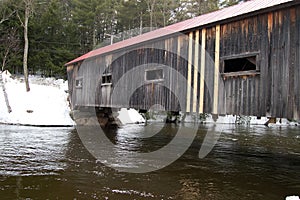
[
  {"x1": 224, "y1": 56, "x2": 257, "y2": 73},
  {"x1": 75, "y1": 78, "x2": 83, "y2": 88},
  {"x1": 101, "y1": 74, "x2": 112, "y2": 85},
  {"x1": 146, "y1": 69, "x2": 164, "y2": 81}
]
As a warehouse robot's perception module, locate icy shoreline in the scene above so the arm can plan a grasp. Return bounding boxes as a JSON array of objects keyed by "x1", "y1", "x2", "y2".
[
  {"x1": 0, "y1": 73, "x2": 145, "y2": 127},
  {"x1": 0, "y1": 73, "x2": 75, "y2": 127},
  {"x1": 0, "y1": 73, "x2": 298, "y2": 127}
]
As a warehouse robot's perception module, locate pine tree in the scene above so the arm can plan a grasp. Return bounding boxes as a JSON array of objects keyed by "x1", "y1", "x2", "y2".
[
  {"x1": 220, "y1": 0, "x2": 244, "y2": 7},
  {"x1": 173, "y1": 0, "x2": 219, "y2": 22},
  {"x1": 29, "y1": 0, "x2": 79, "y2": 77}
]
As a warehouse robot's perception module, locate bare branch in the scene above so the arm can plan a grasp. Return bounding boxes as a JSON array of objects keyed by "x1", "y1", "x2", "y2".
[
  {"x1": 1, "y1": 28, "x2": 20, "y2": 71},
  {"x1": 16, "y1": 11, "x2": 25, "y2": 27},
  {"x1": 0, "y1": 8, "x2": 16, "y2": 24}
]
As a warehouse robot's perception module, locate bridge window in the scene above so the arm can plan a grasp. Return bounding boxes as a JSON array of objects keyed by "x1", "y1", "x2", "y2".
[
  {"x1": 101, "y1": 73, "x2": 112, "y2": 85},
  {"x1": 75, "y1": 77, "x2": 83, "y2": 89},
  {"x1": 221, "y1": 53, "x2": 261, "y2": 78},
  {"x1": 145, "y1": 69, "x2": 164, "y2": 81},
  {"x1": 224, "y1": 56, "x2": 257, "y2": 73}
]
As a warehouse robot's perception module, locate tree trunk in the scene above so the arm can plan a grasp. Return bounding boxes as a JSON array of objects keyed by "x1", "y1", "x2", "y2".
[
  {"x1": 139, "y1": 12, "x2": 143, "y2": 35},
  {"x1": 93, "y1": 21, "x2": 97, "y2": 48},
  {"x1": 150, "y1": 10, "x2": 153, "y2": 30},
  {"x1": 147, "y1": 0, "x2": 156, "y2": 30},
  {"x1": 0, "y1": 71, "x2": 12, "y2": 113},
  {"x1": 2, "y1": 49, "x2": 9, "y2": 71},
  {"x1": 23, "y1": 1, "x2": 30, "y2": 92}
]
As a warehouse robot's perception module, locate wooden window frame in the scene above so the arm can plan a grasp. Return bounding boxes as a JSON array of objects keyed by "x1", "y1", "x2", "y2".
[
  {"x1": 75, "y1": 77, "x2": 83, "y2": 89},
  {"x1": 145, "y1": 68, "x2": 164, "y2": 82},
  {"x1": 221, "y1": 52, "x2": 260, "y2": 78},
  {"x1": 101, "y1": 73, "x2": 112, "y2": 86}
]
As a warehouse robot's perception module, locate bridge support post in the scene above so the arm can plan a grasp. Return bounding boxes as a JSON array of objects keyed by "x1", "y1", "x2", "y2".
[
  {"x1": 264, "y1": 117, "x2": 277, "y2": 127},
  {"x1": 166, "y1": 111, "x2": 180, "y2": 124},
  {"x1": 71, "y1": 107, "x2": 121, "y2": 127}
]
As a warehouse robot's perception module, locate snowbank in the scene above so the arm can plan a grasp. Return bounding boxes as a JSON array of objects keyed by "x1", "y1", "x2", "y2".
[
  {"x1": 118, "y1": 108, "x2": 145, "y2": 124},
  {"x1": 0, "y1": 73, "x2": 145, "y2": 126},
  {"x1": 145, "y1": 111, "x2": 299, "y2": 126},
  {"x1": 286, "y1": 196, "x2": 300, "y2": 200},
  {"x1": 0, "y1": 73, "x2": 74, "y2": 126},
  {"x1": 1, "y1": 72, "x2": 296, "y2": 127}
]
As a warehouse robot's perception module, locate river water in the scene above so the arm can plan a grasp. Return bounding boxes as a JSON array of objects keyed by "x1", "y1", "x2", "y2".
[{"x1": 0, "y1": 124, "x2": 299, "y2": 200}]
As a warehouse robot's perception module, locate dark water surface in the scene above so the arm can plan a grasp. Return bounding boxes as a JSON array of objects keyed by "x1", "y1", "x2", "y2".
[{"x1": 0, "y1": 124, "x2": 299, "y2": 199}]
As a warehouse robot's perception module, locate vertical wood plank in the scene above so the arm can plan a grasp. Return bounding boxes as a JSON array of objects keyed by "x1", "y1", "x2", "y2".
[
  {"x1": 295, "y1": 7, "x2": 300, "y2": 119},
  {"x1": 268, "y1": 13, "x2": 273, "y2": 43},
  {"x1": 288, "y1": 8, "x2": 296, "y2": 119},
  {"x1": 213, "y1": 25, "x2": 220, "y2": 114},
  {"x1": 186, "y1": 32, "x2": 193, "y2": 113},
  {"x1": 193, "y1": 30, "x2": 200, "y2": 112},
  {"x1": 176, "y1": 35, "x2": 182, "y2": 111},
  {"x1": 199, "y1": 28, "x2": 206, "y2": 113}
]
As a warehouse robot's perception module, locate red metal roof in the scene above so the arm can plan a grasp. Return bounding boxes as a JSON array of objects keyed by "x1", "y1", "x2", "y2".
[{"x1": 66, "y1": 0, "x2": 295, "y2": 66}]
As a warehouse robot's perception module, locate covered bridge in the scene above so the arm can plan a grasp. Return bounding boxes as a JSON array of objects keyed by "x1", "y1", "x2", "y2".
[{"x1": 66, "y1": 0, "x2": 300, "y2": 120}]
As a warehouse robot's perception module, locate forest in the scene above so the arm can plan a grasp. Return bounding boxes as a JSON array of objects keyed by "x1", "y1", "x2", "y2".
[{"x1": 0, "y1": 0, "x2": 244, "y2": 79}]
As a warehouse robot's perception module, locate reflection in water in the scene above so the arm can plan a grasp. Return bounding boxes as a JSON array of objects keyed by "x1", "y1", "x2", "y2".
[{"x1": 0, "y1": 124, "x2": 299, "y2": 199}]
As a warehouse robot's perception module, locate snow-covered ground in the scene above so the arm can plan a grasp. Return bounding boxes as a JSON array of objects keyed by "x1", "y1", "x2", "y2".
[
  {"x1": 118, "y1": 108, "x2": 145, "y2": 124},
  {"x1": 0, "y1": 72, "x2": 74, "y2": 126},
  {"x1": 146, "y1": 111, "x2": 299, "y2": 126},
  {"x1": 0, "y1": 72, "x2": 297, "y2": 127},
  {"x1": 0, "y1": 72, "x2": 144, "y2": 126},
  {"x1": 286, "y1": 196, "x2": 300, "y2": 200}
]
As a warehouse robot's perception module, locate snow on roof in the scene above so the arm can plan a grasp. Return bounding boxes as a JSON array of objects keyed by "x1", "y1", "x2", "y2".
[{"x1": 66, "y1": 0, "x2": 295, "y2": 66}]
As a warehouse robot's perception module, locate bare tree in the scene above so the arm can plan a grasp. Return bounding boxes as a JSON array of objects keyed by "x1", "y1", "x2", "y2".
[
  {"x1": 0, "y1": 29, "x2": 19, "y2": 113},
  {"x1": 0, "y1": 71, "x2": 12, "y2": 113},
  {"x1": 1, "y1": 28, "x2": 20, "y2": 71},
  {"x1": 0, "y1": 29, "x2": 15, "y2": 113},
  {"x1": 146, "y1": 0, "x2": 156, "y2": 30},
  {"x1": 0, "y1": 0, "x2": 17, "y2": 113},
  {"x1": 17, "y1": 0, "x2": 34, "y2": 92}
]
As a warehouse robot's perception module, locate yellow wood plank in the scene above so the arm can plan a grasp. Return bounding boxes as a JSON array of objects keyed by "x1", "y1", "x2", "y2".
[
  {"x1": 199, "y1": 28, "x2": 206, "y2": 114},
  {"x1": 186, "y1": 32, "x2": 193, "y2": 113},
  {"x1": 193, "y1": 30, "x2": 200, "y2": 112},
  {"x1": 268, "y1": 13, "x2": 273, "y2": 42},
  {"x1": 213, "y1": 25, "x2": 220, "y2": 114},
  {"x1": 177, "y1": 36, "x2": 181, "y2": 65}
]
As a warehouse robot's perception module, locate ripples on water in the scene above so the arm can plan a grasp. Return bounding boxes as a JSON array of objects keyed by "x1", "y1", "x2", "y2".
[
  {"x1": 0, "y1": 124, "x2": 299, "y2": 199},
  {"x1": 0, "y1": 126, "x2": 70, "y2": 176}
]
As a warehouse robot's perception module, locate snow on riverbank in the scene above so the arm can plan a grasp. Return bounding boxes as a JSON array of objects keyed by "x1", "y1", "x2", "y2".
[
  {"x1": 0, "y1": 72, "x2": 297, "y2": 127},
  {"x1": 286, "y1": 196, "x2": 300, "y2": 200},
  {"x1": 0, "y1": 73, "x2": 144, "y2": 126},
  {"x1": 0, "y1": 73, "x2": 74, "y2": 126},
  {"x1": 118, "y1": 108, "x2": 145, "y2": 124}
]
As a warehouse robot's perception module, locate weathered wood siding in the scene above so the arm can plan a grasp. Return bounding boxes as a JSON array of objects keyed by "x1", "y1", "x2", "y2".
[
  {"x1": 67, "y1": 3, "x2": 300, "y2": 120},
  {"x1": 216, "y1": 6, "x2": 300, "y2": 119},
  {"x1": 108, "y1": 37, "x2": 189, "y2": 111}
]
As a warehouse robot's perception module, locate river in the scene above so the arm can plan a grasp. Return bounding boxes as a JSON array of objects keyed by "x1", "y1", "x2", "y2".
[{"x1": 0, "y1": 124, "x2": 299, "y2": 199}]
